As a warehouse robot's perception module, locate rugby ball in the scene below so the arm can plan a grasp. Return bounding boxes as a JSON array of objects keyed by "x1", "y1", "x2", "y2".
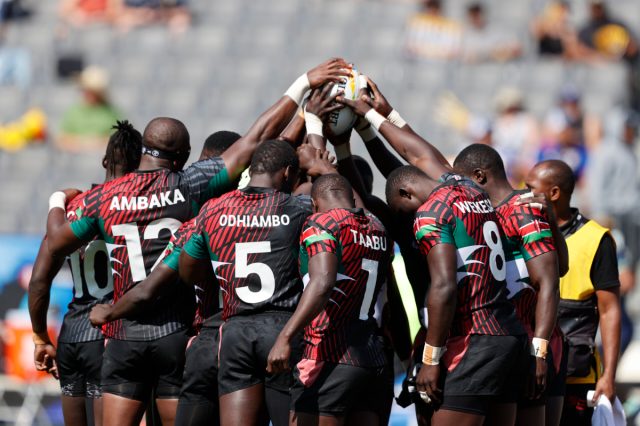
[{"x1": 327, "y1": 67, "x2": 364, "y2": 135}]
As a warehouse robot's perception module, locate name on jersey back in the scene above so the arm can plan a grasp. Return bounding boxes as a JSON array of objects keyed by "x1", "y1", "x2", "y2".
[
  {"x1": 454, "y1": 199, "x2": 494, "y2": 214},
  {"x1": 219, "y1": 214, "x2": 291, "y2": 227},
  {"x1": 109, "y1": 189, "x2": 186, "y2": 211}
]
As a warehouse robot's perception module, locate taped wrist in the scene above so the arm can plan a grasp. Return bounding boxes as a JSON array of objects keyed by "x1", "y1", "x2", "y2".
[
  {"x1": 304, "y1": 112, "x2": 323, "y2": 137},
  {"x1": 285, "y1": 73, "x2": 311, "y2": 106},
  {"x1": 48, "y1": 191, "x2": 66, "y2": 212},
  {"x1": 387, "y1": 109, "x2": 407, "y2": 128},
  {"x1": 364, "y1": 109, "x2": 386, "y2": 131},
  {"x1": 531, "y1": 337, "x2": 549, "y2": 359},
  {"x1": 422, "y1": 343, "x2": 446, "y2": 365}
]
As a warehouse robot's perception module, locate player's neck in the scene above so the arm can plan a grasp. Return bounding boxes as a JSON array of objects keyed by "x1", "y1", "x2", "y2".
[
  {"x1": 248, "y1": 174, "x2": 280, "y2": 190},
  {"x1": 485, "y1": 179, "x2": 513, "y2": 206},
  {"x1": 554, "y1": 202, "x2": 573, "y2": 226},
  {"x1": 138, "y1": 156, "x2": 172, "y2": 171}
]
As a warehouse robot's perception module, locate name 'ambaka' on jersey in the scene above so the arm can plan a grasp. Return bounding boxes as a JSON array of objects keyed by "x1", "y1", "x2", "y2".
[{"x1": 109, "y1": 189, "x2": 186, "y2": 211}]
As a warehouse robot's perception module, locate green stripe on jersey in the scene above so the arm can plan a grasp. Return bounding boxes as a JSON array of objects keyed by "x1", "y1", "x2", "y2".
[
  {"x1": 304, "y1": 233, "x2": 335, "y2": 247},
  {"x1": 522, "y1": 229, "x2": 552, "y2": 246}
]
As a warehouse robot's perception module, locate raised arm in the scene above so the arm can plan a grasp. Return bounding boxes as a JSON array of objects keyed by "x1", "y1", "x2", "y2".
[
  {"x1": 277, "y1": 110, "x2": 306, "y2": 147},
  {"x1": 221, "y1": 58, "x2": 352, "y2": 180},
  {"x1": 28, "y1": 237, "x2": 65, "y2": 378},
  {"x1": 338, "y1": 79, "x2": 451, "y2": 180},
  {"x1": 266, "y1": 252, "x2": 338, "y2": 374}
]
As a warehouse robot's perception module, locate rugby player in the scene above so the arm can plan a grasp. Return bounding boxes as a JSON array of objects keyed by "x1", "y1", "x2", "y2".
[
  {"x1": 45, "y1": 58, "x2": 351, "y2": 426},
  {"x1": 28, "y1": 121, "x2": 142, "y2": 426},
  {"x1": 267, "y1": 173, "x2": 392, "y2": 426},
  {"x1": 179, "y1": 140, "x2": 336, "y2": 426},
  {"x1": 526, "y1": 160, "x2": 621, "y2": 426},
  {"x1": 340, "y1": 90, "x2": 528, "y2": 426},
  {"x1": 453, "y1": 144, "x2": 567, "y2": 426},
  {"x1": 88, "y1": 131, "x2": 241, "y2": 426}
]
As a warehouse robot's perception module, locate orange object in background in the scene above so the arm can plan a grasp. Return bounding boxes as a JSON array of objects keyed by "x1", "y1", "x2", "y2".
[{"x1": 3, "y1": 309, "x2": 58, "y2": 381}]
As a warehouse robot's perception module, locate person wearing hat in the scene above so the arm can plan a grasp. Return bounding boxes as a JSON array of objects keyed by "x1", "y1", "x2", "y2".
[{"x1": 57, "y1": 65, "x2": 122, "y2": 152}]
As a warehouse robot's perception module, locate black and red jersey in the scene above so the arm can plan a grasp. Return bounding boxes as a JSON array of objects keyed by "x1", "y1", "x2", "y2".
[
  {"x1": 299, "y1": 208, "x2": 391, "y2": 367},
  {"x1": 495, "y1": 190, "x2": 557, "y2": 338},
  {"x1": 58, "y1": 188, "x2": 113, "y2": 343},
  {"x1": 163, "y1": 217, "x2": 222, "y2": 331},
  {"x1": 68, "y1": 157, "x2": 231, "y2": 340},
  {"x1": 183, "y1": 187, "x2": 312, "y2": 320},
  {"x1": 413, "y1": 173, "x2": 524, "y2": 337}
]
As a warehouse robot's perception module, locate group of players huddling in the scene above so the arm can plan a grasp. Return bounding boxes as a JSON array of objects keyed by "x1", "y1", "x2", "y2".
[{"x1": 26, "y1": 57, "x2": 616, "y2": 426}]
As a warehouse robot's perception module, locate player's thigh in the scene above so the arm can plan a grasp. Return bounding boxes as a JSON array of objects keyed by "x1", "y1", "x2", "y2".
[
  {"x1": 219, "y1": 383, "x2": 268, "y2": 426},
  {"x1": 61, "y1": 396, "x2": 88, "y2": 426},
  {"x1": 180, "y1": 328, "x2": 220, "y2": 405},
  {"x1": 431, "y1": 407, "x2": 485, "y2": 426},
  {"x1": 101, "y1": 338, "x2": 152, "y2": 401},
  {"x1": 102, "y1": 393, "x2": 146, "y2": 426},
  {"x1": 291, "y1": 361, "x2": 374, "y2": 419},
  {"x1": 57, "y1": 342, "x2": 88, "y2": 399},
  {"x1": 439, "y1": 334, "x2": 527, "y2": 417},
  {"x1": 150, "y1": 330, "x2": 190, "y2": 400}
]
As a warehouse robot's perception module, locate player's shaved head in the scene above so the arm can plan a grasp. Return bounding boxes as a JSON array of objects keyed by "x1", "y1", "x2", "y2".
[
  {"x1": 250, "y1": 139, "x2": 299, "y2": 175},
  {"x1": 453, "y1": 144, "x2": 507, "y2": 180},
  {"x1": 143, "y1": 117, "x2": 190, "y2": 153},
  {"x1": 385, "y1": 165, "x2": 434, "y2": 214},
  {"x1": 311, "y1": 174, "x2": 355, "y2": 208},
  {"x1": 201, "y1": 131, "x2": 241, "y2": 159},
  {"x1": 531, "y1": 160, "x2": 575, "y2": 196}
]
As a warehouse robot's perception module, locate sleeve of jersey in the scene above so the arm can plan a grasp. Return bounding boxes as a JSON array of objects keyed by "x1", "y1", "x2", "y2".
[
  {"x1": 514, "y1": 206, "x2": 556, "y2": 262},
  {"x1": 183, "y1": 157, "x2": 232, "y2": 205},
  {"x1": 300, "y1": 216, "x2": 337, "y2": 258},
  {"x1": 413, "y1": 201, "x2": 455, "y2": 256},
  {"x1": 68, "y1": 191, "x2": 100, "y2": 241}
]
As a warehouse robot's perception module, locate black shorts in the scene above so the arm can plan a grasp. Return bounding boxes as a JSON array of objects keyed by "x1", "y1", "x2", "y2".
[
  {"x1": 101, "y1": 330, "x2": 189, "y2": 401},
  {"x1": 218, "y1": 312, "x2": 300, "y2": 396},
  {"x1": 439, "y1": 334, "x2": 529, "y2": 415},
  {"x1": 291, "y1": 360, "x2": 388, "y2": 417},
  {"x1": 180, "y1": 326, "x2": 219, "y2": 405},
  {"x1": 57, "y1": 339, "x2": 104, "y2": 398}
]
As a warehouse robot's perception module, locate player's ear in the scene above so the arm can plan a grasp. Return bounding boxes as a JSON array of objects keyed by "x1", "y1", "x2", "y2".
[
  {"x1": 102, "y1": 156, "x2": 108, "y2": 170},
  {"x1": 399, "y1": 187, "x2": 412, "y2": 200},
  {"x1": 311, "y1": 198, "x2": 318, "y2": 213},
  {"x1": 473, "y1": 168, "x2": 487, "y2": 185},
  {"x1": 549, "y1": 186, "x2": 561, "y2": 202}
]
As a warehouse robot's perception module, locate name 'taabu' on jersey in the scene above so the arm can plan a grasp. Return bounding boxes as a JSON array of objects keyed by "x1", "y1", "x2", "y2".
[{"x1": 183, "y1": 187, "x2": 312, "y2": 320}]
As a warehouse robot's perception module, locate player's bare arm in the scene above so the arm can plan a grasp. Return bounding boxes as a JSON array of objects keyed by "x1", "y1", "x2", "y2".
[
  {"x1": 525, "y1": 251, "x2": 560, "y2": 398},
  {"x1": 178, "y1": 248, "x2": 213, "y2": 287},
  {"x1": 415, "y1": 243, "x2": 458, "y2": 405},
  {"x1": 594, "y1": 287, "x2": 621, "y2": 403},
  {"x1": 266, "y1": 252, "x2": 338, "y2": 375},
  {"x1": 89, "y1": 263, "x2": 179, "y2": 327},
  {"x1": 277, "y1": 110, "x2": 306, "y2": 147},
  {"x1": 28, "y1": 237, "x2": 65, "y2": 379},
  {"x1": 338, "y1": 83, "x2": 451, "y2": 180},
  {"x1": 222, "y1": 58, "x2": 351, "y2": 179},
  {"x1": 46, "y1": 188, "x2": 91, "y2": 256}
]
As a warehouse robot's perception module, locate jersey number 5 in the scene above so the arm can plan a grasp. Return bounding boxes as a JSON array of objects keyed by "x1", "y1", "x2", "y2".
[{"x1": 235, "y1": 241, "x2": 275, "y2": 304}]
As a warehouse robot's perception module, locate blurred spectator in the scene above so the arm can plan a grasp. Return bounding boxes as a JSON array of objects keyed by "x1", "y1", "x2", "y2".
[
  {"x1": 461, "y1": 2, "x2": 522, "y2": 63},
  {"x1": 578, "y1": 0, "x2": 637, "y2": 60},
  {"x1": 538, "y1": 86, "x2": 600, "y2": 179},
  {"x1": 587, "y1": 109, "x2": 640, "y2": 270},
  {"x1": 114, "y1": 0, "x2": 191, "y2": 34},
  {"x1": 404, "y1": 0, "x2": 462, "y2": 62},
  {"x1": 58, "y1": 0, "x2": 117, "y2": 28},
  {"x1": 491, "y1": 87, "x2": 540, "y2": 184},
  {"x1": 434, "y1": 91, "x2": 492, "y2": 147},
  {"x1": 57, "y1": 66, "x2": 121, "y2": 152},
  {"x1": 0, "y1": 1, "x2": 31, "y2": 88},
  {"x1": 0, "y1": 108, "x2": 47, "y2": 151},
  {"x1": 530, "y1": 1, "x2": 586, "y2": 59}
]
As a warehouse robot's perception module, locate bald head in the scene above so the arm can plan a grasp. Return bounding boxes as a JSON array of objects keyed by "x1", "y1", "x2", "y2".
[
  {"x1": 530, "y1": 160, "x2": 575, "y2": 196},
  {"x1": 385, "y1": 165, "x2": 435, "y2": 214},
  {"x1": 143, "y1": 117, "x2": 190, "y2": 154},
  {"x1": 311, "y1": 174, "x2": 355, "y2": 211}
]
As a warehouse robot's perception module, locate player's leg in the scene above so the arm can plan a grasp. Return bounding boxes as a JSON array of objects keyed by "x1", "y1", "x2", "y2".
[
  {"x1": 152, "y1": 330, "x2": 190, "y2": 426},
  {"x1": 260, "y1": 313, "x2": 300, "y2": 426},
  {"x1": 220, "y1": 385, "x2": 268, "y2": 426},
  {"x1": 100, "y1": 339, "x2": 150, "y2": 426},
  {"x1": 175, "y1": 329, "x2": 220, "y2": 426},
  {"x1": 484, "y1": 402, "x2": 517, "y2": 426},
  {"x1": 431, "y1": 408, "x2": 484, "y2": 426},
  {"x1": 545, "y1": 341, "x2": 567, "y2": 426},
  {"x1": 514, "y1": 404, "x2": 544, "y2": 426},
  {"x1": 57, "y1": 342, "x2": 89, "y2": 426},
  {"x1": 218, "y1": 317, "x2": 269, "y2": 426},
  {"x1": 80, "y1": 339, "x2": 106, "y2": 426}
]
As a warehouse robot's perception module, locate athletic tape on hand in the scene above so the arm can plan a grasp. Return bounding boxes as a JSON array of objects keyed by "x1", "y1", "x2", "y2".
[{"x1": 48, "y1": 191, "x2": 66, "y2": 212}]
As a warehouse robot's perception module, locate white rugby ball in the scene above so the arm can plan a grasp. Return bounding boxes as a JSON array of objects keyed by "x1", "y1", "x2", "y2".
[{"x1": 327, "y1": 68, "x2": 364, "y2": 135}]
